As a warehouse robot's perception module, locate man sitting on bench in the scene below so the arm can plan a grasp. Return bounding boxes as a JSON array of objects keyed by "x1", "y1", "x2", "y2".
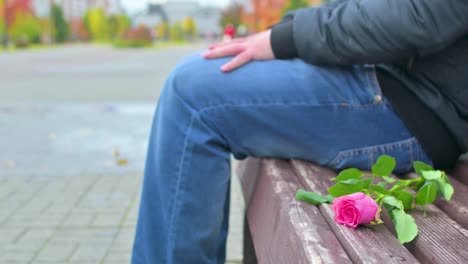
[{"x1": 131, "y1": 0, "x2": 468, "y2": 263}]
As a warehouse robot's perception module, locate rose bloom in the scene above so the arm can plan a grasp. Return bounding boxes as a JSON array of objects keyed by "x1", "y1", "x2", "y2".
[{"x1": 332, "y1": 192, "x2": 380, "y2": 228}]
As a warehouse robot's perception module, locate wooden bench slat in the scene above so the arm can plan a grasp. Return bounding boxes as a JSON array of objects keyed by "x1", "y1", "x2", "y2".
[
  {"x1": 293, "y1": 160, "x2": 468, "y2": 264},
  {"x1": 240, "y1": 158, "x2": 352, "y2": 264},
  {"x1": 237, "y1": 157, "x2": 262, "y2": 205},
  {"x1": 291, "y1": 160, "x2": 419, "y2": 264}
]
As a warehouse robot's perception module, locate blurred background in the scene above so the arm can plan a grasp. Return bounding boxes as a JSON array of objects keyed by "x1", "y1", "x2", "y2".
[{"x1": 0, "y1": 0, "x2": 325, "y2": 263}]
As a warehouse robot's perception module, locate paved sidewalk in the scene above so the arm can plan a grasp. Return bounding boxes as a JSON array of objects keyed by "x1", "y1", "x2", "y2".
[
  {"x1": 0, "y1": 172, "x2": 244, "y2": 264},
  {"x1": 0, "y1": 104, "x2": 245, "y2": 263}
]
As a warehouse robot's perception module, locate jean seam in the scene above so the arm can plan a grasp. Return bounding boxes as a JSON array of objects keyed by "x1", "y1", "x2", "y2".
[
  {"x1": 329, "y1": 137, "x2": 417, "y2": 167},
  {"x1": 364, "y1": 65, "x2": 383, "y2": 99},
  {"x1": 197, "y1": 101, "x2": 383, "y2": 114},
  {"x1": 166, "y1": 92, "x2": 197, "y2": 263}
]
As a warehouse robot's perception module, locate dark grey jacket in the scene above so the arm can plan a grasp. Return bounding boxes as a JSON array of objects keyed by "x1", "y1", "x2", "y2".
[{"x1": 270, "y1": 0, "x2": 468, "y2": 169}]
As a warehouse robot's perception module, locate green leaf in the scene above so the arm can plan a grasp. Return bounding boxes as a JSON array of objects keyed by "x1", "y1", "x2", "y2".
[
  {"x1": 339, "y1": 179, "x2": 362, "y2": 185},
  {"x1": 332, "y1": 168, "x2": 363, "y2": 182},
  {"x1": 324, "y1": 194, "x2": 335, "y2": 204},
  {"x1": 415, "y1": 182, "x2": 437, "y2": 205},
  {"x1": 377, "y1": 181, "x2": 388, "y2": 188},
  {"x1": 382, "y1": 176, "x2": 397, "y2": 183},
  {"x1": 395, "y1": 190, "x2": 414, "y2": 210},
  {"x1": 295, "y1": 189, "x2": 329, "y2": 205},
  {"x1": 383, "y1": 196, "x2": 403, "y2": 210},
  {"x1": 328, "y1": 182, "x2": 365, "y2": 197},
  {"x1": 372, "y1": 155, "x2": 396, "y2": 177},
  {"x1": 436, "y1": 175, "x2": 454, "y2": 201},
  {"x1": 413, "y1": 161, "x2": 434, "y2": 177},
  {"x1": 369, "y1": 184, "x2": 391, "y2": 195},
  {"x1": 439, "y1": 183, "x2": 454, "y2": 201},
  {"x1": 391, "y1": 209, "x2": 418, "y2": 244},
  {"x1": 421, "y1": 170, "x2": 443, "y2": 180},
  {"x1": 362, "y1": 178, "x2": 373, "y2": 189}
]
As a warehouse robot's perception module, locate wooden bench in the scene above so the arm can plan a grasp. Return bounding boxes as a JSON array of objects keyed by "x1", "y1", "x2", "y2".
[{"x1": 237, "y1": 158, "x2": 468, "y2": 264}]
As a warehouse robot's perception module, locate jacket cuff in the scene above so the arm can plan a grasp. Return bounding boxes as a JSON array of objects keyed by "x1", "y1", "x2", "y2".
[{"x1": 270, "y1": 20, "x2": 298, "y2": 59}]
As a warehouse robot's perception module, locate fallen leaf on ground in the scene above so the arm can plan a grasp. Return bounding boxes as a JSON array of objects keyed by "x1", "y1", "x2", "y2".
[
  {"x1": 117, "y1": 158, "x2": 128, "y2": 166},
  {"x1": 4, "y1": 161, "x2": 16, "y2": 168}
]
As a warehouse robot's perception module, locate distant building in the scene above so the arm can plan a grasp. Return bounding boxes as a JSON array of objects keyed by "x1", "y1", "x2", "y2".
[
  {"x1": 32, "y1": 0, "x2": 124, "y2": 20},
  {"x1": 135, "y1": 0, "x2": 222, "y2": 37}
]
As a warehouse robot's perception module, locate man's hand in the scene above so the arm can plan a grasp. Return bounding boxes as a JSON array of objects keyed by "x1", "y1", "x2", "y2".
[{"x1": 202, "y1": 30, "x2": 275, "y2": 72}]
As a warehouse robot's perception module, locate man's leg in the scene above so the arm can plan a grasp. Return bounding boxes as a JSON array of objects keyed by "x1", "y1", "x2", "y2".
[{"x1": 132, "y1": 53, "x2": 431, "y2": 264}]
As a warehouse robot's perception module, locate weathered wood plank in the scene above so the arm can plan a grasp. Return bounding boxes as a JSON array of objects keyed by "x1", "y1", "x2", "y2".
[
  {"x1": 405, "y1": 172, "x2": 468, "y2": 230},
  {"x1": 381, "y1": 204, "x2": 468, "y2": 264},
  {"x1": 237, "y1": 157, "x2": 261, "y2": 206},
  {"x1": 243, "y1": 159, "x2": 352, "y2": 264},
  {"x1": 292, "y1": 160, "x2": 468, "y2": 264},
  {"x1": 291, "y1": 160, "x2": 418, "y2": 264},
  {"x1": 243, "y1": 215, "x2": 258, "y2": 264}
]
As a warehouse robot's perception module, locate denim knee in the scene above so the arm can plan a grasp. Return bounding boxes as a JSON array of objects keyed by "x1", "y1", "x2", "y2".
[
  {"x1": 163, "y1": 53, "x2": 237, "y2": 114},
  {"x1": 161, "y1": 54, "x2": 215, "y2": 110}
]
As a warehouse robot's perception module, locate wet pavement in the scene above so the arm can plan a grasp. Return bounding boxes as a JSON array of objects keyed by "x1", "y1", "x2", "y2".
[
  {"x1": 0, "y1": 45, "x2": 244, "y2": 263},
  {"x1": 1, "y1": 103, "x2": 154, "y2": 177}
]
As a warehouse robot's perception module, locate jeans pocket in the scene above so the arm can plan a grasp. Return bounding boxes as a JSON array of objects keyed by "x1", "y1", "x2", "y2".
[{"x1": 327, "y1": 137, "x2": 432, "y2": 174}]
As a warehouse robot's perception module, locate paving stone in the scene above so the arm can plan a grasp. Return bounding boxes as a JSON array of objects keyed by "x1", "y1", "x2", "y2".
[
  {"x1": 17, "y1": 198, "x2": 52, "y2": 214},
  {"x1": 0, "y1": 251, "x2": 36, "y2": 263},
  {"x1": 45, "y1": 198, "x2": 80, "y2": 214},
  {"x1": 0, "y1": 201, "x2": 26, "y2": 216},
  {"x1": 61, "y1": 213, "x2": 95, "y2": 227},
  {"x1": 49, "y1": 228, "x2": 117, "y2": 245},
  {"x1": 14, "y1": 228, "x2": 55, "y2": 248},
  {"x1": 91, "y1": 213, "x2": 125, "y2": 227},
  {"x1": 0, "y1": 228, "x2": 25, "y2": 248},
  {"x1": 104, "y1": 251, "x2": 132, "y2": 263},
  {"x1": 70, "y1": 242, "x2": 110, "y2": 262},
  {"x1": 34, "y1": 243, "x2": 76, "y2": 262},
  {"x1": 34, "y1": 214, "x2": 67, "y2": 227},
  {"x1": 109, "y1": 228, "x2": 135, "y2": 251},
  {"x1": 3, "y1": 214, "x2": 35, "y2": 228}
]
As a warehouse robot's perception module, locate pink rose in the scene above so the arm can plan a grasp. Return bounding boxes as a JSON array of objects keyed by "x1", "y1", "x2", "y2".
[{"x1": 332, "y1": 192, "x2": 380, "y2": 228}]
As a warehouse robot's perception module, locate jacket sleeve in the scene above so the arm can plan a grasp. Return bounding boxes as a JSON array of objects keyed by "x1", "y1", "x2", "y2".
[{"x1": 271, "y1": 0, "x2": 468, "y2": 65}]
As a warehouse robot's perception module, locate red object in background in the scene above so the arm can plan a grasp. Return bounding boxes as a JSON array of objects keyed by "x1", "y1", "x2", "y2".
[{"x1": 224, "y1": 24, "x2": 236, "y2": 38}]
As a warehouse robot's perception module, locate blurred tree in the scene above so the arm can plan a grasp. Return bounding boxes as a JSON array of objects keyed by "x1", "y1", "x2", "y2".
[
  {"x1": 5, "y1": 0, "x2": 33, "y2": 27},
  {"x1": 170, "y1": 21, "x2": 184, "y2": 42},
  {"x1": 9, "y1": 12, "x2": 41, "y2": 47},
  {"x1": 108, "y1": 14, "x2": 131, "y2": 39},
  {"x1": 220, "y1": 3, "x2": 243, "y2": 29},
  {"x1": 282, "y1": 0, "x2": 309, "y2": 15},
  {"x1": 70, "y1": 19, "x2": 89, "y2": 41},
  {"x1": 38, "y1": 17, "x2": 53, "y2": 44},
  {"x1": 0, "y1": 0, "x2": 5, "y2": 38},
  {"x1": 51, "y1": 4, "x2": 69, "y2": 43},
  {"x1": 182, "y1": 17, "x2": 197, "y2": 40},
  {"x1": 154, "y1": 22, "x2": 169, "y2": 40},
  {"x1": 114, "y1": 25, "x2": 153, "y2": 48},
  {"x1": 245, "y1": 0, "x2": 286, "y2": 32},
  {"x1": 84, "y1": 8, "x2": 110, "y2": 41}
]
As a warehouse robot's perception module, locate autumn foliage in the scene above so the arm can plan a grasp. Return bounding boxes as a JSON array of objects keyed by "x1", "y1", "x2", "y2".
[
  {"x1": 4, "y1": 0, "x2": 34, "y2": 28},
  {"x1": 241, "y1": 0, "x2": 323, "y2": 32}
]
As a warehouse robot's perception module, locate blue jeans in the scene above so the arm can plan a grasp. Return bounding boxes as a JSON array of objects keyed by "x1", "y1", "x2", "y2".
[{"x1": 131, "y1": 53, "x2": 431, "y2": 264}]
